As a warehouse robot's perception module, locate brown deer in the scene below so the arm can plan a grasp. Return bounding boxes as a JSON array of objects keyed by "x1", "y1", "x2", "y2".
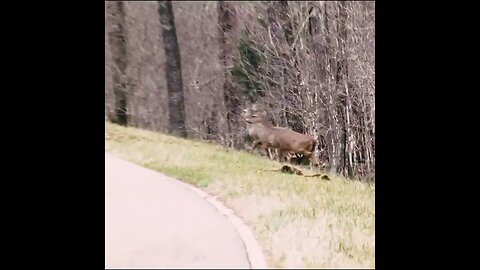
[
  {"x1": 242, "y1": 105, "x2": 321, "y2": 167},
  {"x1": 242, "y1": 106, "x2": 275, "y2": 159}
]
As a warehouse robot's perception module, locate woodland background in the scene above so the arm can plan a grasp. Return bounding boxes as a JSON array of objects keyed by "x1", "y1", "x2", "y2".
[{"x1": 105, "y1": 1, "x2": 375, "y2": 180}]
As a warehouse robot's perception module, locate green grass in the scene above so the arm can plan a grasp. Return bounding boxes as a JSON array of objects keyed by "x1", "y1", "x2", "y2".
[{"x1": 105, "y1": 122, "x2": 375, "y2": 268}]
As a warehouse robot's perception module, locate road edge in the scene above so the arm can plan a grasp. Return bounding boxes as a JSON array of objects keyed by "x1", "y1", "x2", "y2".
[
  {"x1": 106, "y1": 153, "x2": 268, "y2": 269},
  {"x1": 175, "y1": 180, "x2": 269, "y2": 269}
]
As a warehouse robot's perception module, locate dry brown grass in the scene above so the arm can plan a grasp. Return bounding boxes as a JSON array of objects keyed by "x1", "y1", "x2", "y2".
[{"x1": 105, "y1": 122, "x2": 375, "y2": 268}]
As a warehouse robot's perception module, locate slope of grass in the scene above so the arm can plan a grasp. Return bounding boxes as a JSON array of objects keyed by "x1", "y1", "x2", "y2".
[{"x1": 105, "y1": 122, "x2": 375, "y2": 268}]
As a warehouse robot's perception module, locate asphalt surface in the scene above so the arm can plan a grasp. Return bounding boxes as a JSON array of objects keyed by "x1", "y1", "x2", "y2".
[{"x1": 105, "y1": 153, "x2": 251, "y2": 268}]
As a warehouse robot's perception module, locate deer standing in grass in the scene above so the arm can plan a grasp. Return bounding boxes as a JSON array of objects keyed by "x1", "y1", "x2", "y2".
[{"x1": 242, "y1": 105, "x2": 321, "y2": 168}]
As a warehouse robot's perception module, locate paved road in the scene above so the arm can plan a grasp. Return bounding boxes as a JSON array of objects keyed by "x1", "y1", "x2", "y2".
[{"x1": 105, "y1": 153, "x2": 251, "y2": 268}]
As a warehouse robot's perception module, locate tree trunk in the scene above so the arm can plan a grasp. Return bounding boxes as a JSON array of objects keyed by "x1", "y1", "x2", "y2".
[
  {"x1": 338, "y1": 1, "x2": 355, "y2": 178},
  {"x1": 106, "y1": 1, "x2": 129, "y2": 126},
  {"x1": 322, "y1": 2, "x2": 341, "y2": 174},
  {"x1": 218, "y1": 0, "x2": 240, "y2": 148},
  {"x1": 158, "y1": 1, "x2": 187, "y2": 138}
]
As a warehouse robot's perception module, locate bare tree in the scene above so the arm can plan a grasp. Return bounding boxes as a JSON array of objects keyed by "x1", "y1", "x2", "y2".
[
  {"x1": 218, "y1": 0, "x2": 242, "y2": 148},
  {"x1": 106, "y1": 1, "x2": 129, "y2": 126},
  {"x1": 158, "y1": 1, "x2": 187, "y2": 138},
  {"x1": 231, "y1": 1, "x2": 374, "y2": 179},
  {"x1": 105, "y1": 1, "x2": 375, "y2": 180},
  {"x1": 266, "y1": 1, "x2": 303, "y2": 132}
]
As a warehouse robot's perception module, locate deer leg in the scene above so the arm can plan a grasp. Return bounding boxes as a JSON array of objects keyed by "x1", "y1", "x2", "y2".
[
  {"x1": 272, "y1": 148, "x2": 279, "y2": 160},
  {"x1": 252, "y1": 141, "x2": 273, "y2": 160},
  {"x1": 301, "y1": 150, "x2": 317, "y2": 170},
  {"x1": 259, "y1": 143, "x2": 271, "y2": 159},
  {"x1": 266, "y1": 148, "x2": 273, "y2": 160},
  {"x1": 250, "y1": 140, "x2": 260, "y2": 153},
  {"x1": 278, "y1": 150, "x2": 285, "y2": 163},
  {"x1": 284, "y1": 152, "x2": 293, "y2": 164}
]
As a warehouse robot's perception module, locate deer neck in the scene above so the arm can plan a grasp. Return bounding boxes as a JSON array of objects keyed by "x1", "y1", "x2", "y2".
[{"x1": 258, "y1": 119, "x2": 274, "y2": 128}]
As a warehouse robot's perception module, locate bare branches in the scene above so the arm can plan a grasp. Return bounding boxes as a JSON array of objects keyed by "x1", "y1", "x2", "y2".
[{"x1": 105, "y1": 1, "x2": 375, "y2": 179}]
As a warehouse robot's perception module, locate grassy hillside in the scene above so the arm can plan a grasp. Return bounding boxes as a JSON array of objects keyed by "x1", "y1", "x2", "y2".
[{"x1": 105, "y1": 122, "x2": 375, "y2": 268}]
